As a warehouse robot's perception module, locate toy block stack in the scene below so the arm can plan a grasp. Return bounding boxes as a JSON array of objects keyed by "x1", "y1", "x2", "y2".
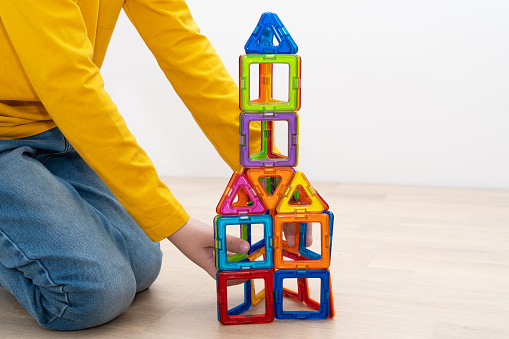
[{"x1": 214, "y1": 12, "x2": 335, "y2": 325}]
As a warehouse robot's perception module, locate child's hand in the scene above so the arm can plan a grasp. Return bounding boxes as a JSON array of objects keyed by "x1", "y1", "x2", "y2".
[
  {"x1": 167, "y1": 217, "x2": 250, "y2": 279},
  {"x1": 283, "y1": 222, "x2": 313, "y2": 248}
]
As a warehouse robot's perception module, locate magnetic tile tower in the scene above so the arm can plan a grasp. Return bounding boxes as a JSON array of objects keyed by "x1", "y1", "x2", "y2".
[{"x1": 214, "y1": 12, "x2": 335, "y2": 325}]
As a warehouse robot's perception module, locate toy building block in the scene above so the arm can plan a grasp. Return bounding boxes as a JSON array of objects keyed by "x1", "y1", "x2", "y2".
[
  {"x1": 245, "y1": 167, "x2": 295, "y2": 211},
  {"x1": 240, "y1": 112, "x2": 298, "y2": 168},
  {"x1": 227, "y1": 279, "x2": 252, "y2": 316},
  {"x1": 216, "y1": 172, "x2": 267, "y2": 215},
  {"x1": 253, "y1": 64, "x2": 286, "y2": 105},
  {"x1": 263, "y1": 120, "x2": 287, "y2": 159},
  {"x1": 244, "y1": 12, "x2": 298, "y2": 54},
  {"x1": 300, "y1": 269, "x2": 335, "y2": 319},
  {"x1": 226, "y1": 223, "x2": 251, "y2": 263},
  {"x1": 246, "y1": 57, "x2": 293, "y2": 160},
  {"x1": 215, "y1": 214, "x2": 274, "y2": 271},
  {"x1": 244, "y1": 56, "x2": 293, "y2": 117},
  {"x1": 281, "y1": 250, "x2": 312, "y2": 302},
  {"x1": 215, "y1": 11, "x2": 335, "y2": 325},
  {"x1": 250, "y1": 62, "x2": 284, "y2": 108},
  {"x1": 214, "y1": 216, "x2": 251, "y2": 268},
  {"x1": 217, "y1": 269, "x2": 275, "y2": 325},
  {"x1": 231, "y1": 187, "x2": 252, "y2": 207},
  {"x1": 240, "y1": 54, "x2": 301, "y2": 112},
  {"x1": 250, "y1": 122, "x2": 273, "y2": 160},
  {"x1": 248, "y1": 233, "x2": 266, "y2": 255},
  {"x1": 276, "y1": 171, "x2": 326, "y2": 214},
  {"x1": 274, "y1": 212, "x2": 331, "y2": 270},
  {"x1": 299, "y1": 211, "x2": 335, "y2": 260},
  {"x1": 247, "y1": 247, "x2": 267, "y2": 306},
  {"x1": 279, "y1": 255, "x2": 336, "y2": 319},
  {"x1": 293, "y1": 185, "x2": 329, "y2": 211},
  {"x1": 251, "y1": 280, "x2": 266, "y2": 307},
  {"x1": 274, "y1": 269, "x2": 330, "y2": 320},
  {"x1": 328, "y1": 275, "x2": 336, "y2": 318},
  {"x1": 228, "y1": 253, "x2": 333, "y2": 317},
  {"x1": 247, "y1": 61, "x2": 292, "y2": 160},
  {"x1": 250, "y1": 120, "x2": 288, "y2": 162}
]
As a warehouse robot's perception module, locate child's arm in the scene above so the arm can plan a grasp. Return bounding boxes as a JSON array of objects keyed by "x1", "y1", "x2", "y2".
[
  {"x1": 123, "y1": 0, "x2": 262, "y2": 171},
  {"x1": 0, "y1": 0, "x2": 189, "y2": 242}
]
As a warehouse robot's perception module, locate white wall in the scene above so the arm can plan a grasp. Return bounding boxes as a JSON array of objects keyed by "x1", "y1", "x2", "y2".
[{"x1": 101, "y1": 0, "x2": 509, "y2": 189}]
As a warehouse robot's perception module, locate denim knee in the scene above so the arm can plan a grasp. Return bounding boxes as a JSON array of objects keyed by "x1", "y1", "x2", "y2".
[
  {"x1": 133, "y1": 244, "x2": 163, "y2": 293},
  {"x1": 40, "y1": 265, "x2": 137, "y2": 331}
]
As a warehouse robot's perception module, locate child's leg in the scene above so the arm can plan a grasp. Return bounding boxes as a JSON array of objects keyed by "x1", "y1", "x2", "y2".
[
  {"x1": 0, "y1": 129, "x2": 162, "y2": 330},
  {"x1": 42, "y1": 141, "x2": 163, "y2": 294}
]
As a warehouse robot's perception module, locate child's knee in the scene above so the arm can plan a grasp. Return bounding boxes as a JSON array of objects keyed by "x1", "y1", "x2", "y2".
[
  {"x1": 135, "y1": 245, "x2": 163, "y2": 293},
  {"x1": 37, "y1": 266, "x2": 137, "y2": 330}
]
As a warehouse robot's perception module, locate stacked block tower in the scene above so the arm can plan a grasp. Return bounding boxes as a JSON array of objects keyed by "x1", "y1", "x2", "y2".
[{"x1": 214, "y1": 12, "x2": 335, "y2": 325}]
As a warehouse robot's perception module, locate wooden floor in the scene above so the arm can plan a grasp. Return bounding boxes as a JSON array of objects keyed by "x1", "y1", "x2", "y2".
[{"x1": 1, "y1": 177, "x2": 508, "y2": 338}]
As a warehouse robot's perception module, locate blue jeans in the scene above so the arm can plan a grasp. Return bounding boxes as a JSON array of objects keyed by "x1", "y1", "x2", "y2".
[{"x1": 0, "y1": 128, "x2": 162, "y2": 330}]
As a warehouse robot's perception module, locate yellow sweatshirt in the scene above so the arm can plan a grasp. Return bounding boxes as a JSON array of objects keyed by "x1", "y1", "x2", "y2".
[{"x1": 0, "y1": 0, "x2": 246, "y2": 241}]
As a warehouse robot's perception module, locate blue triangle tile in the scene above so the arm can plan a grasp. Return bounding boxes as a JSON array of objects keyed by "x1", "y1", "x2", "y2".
[{"x1": 244, "y1": 12, "x2": 298, "y2": 54}]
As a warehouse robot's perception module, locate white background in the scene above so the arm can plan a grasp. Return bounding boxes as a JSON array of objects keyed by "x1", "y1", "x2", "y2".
[{"x1": 101, "y1": 0, "x2": 509, "y2": 189}]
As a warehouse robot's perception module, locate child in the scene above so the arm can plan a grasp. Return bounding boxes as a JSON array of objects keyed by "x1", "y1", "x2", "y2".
[{"x1": 0, "y1": 0, "x2": 252, "y2": 330}]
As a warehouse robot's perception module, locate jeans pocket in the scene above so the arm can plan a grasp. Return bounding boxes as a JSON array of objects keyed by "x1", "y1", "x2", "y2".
[{"x1": 37, "y1": 140, "x2": 72, "y2": 163}]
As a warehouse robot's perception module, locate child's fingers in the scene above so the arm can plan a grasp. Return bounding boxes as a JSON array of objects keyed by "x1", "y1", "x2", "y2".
[
  {"x1": 225, "y1": 234, "x2": 250, "y2": 254},
  {"x1": 305, "y1": 222, "x2": 313, "y2": 247},
  {"x1": 283, "y1": 222, "x2": 297, "y2": 247},
  {"x1": 226, "y1": 279, "x2": 248, "y2": 286}
]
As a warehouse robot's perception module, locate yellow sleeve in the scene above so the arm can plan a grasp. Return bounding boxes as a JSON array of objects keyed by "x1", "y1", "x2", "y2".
[
  {"x1": 0, "y1": 0, "x2": 189, "y2": 241},
  {"x1": 123, "y1": 0, "x2": 253, "y2": 171}
]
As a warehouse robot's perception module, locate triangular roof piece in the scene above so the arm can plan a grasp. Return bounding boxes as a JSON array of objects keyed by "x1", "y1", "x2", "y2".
[
  {"x1": 245, "y1": 167, "x2": 295, "y2": 211},
  {"x1": 244, "y1": 12, "x2": 298, "y2": 54},
  {"x1": 290, "y1": 185, "x2": 329, "y2": 210},
  {"x1": 277, "y1": 171, "x2": 325, "y2": 214},
  {"x1": 216, "y1": 172, "x2": 267, "y2": 215}
]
